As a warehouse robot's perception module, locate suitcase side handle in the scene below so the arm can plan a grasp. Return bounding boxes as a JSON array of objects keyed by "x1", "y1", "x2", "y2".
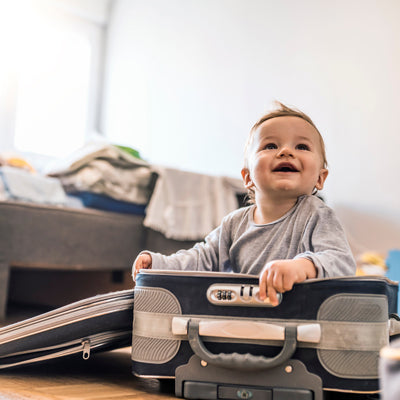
[
  {"x1": 172, "y1": 317, "x2": 320, "y2": 344},
  {"x1": 187, "y1": 319, "x2": 297, "y2": 371}
]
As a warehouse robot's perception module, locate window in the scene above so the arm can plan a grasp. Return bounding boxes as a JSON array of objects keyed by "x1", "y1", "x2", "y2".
[
  {"x1": 0, "y1": 0, "x2": 108, "y2": 159},
  {"x1": 15, "y1": 27, "x2": 91, "y2": 157}
]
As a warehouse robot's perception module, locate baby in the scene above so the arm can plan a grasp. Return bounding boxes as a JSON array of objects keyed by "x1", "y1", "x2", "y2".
[{"x1": 133, "y1": 102, "x2": 356, "y2": 305}]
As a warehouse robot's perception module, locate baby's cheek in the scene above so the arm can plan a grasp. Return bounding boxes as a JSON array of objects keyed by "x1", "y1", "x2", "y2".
[{"x1": 252, "y1": 157, "x2": 270, "y2": 177}]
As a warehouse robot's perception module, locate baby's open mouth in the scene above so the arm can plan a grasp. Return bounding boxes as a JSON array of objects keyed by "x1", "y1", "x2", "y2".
[{"x1": 273, "y1": 163, "x2": 299, "y2": 172}]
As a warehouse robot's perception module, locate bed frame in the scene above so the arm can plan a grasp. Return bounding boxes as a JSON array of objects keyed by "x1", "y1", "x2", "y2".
[{"x1": 0, "y1": 201, "x2": 196, "y2": 320}]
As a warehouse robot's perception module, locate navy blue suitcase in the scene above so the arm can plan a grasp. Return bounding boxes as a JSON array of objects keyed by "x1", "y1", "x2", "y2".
[{"x1": 132, "y1": 270, "x2": 399, "y2": 399}]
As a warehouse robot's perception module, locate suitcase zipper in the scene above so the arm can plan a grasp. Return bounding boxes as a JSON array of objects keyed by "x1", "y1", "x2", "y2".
[
  {"x1": 82, "y1": 339, "x2": 91, "y2": 360},
  {"x1": 0, "y1": 330, "x2": 130, "y2": 369}
]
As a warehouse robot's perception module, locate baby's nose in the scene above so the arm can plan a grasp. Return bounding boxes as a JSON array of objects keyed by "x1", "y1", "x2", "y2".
[{"x1": 278, "y1": 147, "x2": 294, "y2": 157}]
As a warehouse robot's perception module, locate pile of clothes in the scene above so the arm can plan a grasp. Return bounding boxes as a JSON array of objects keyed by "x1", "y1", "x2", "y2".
[
  {"x1": 0, "y1": 154, "x2": 67, "y2": 206},
  {"x1": 45, "y1": 141, "x2": 155, "y2": 214}
]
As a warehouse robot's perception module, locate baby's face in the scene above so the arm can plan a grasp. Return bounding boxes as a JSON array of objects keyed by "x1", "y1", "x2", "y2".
[{"x1": 243, "y1": 116, "x2": 328, "y2": 201}]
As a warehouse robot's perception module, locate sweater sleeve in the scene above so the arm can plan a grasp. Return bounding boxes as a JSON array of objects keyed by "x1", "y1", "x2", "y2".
[
  {"x1": 295, "y1": 205, "x2": 356, "y2": 278},
  {"x1": 145, "y1": 224, "x2": 222, "y2": 271}
]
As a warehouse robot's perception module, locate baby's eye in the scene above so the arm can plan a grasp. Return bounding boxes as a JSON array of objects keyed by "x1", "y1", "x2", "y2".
[
  {"x1": 296, "y1": 143, "x2": 310, "y2": 151},
  {"x1": 264, "y1": 143, "x2": 277, "y2": 150}
]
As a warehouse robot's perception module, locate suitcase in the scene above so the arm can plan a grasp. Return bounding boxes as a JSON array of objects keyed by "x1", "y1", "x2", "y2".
[
  {"x1": 0, "y1": 289, "x2": 134, "y2": 369},
  {"x1": 131, "y1": 270, "x2": 399, "y2": 399}
]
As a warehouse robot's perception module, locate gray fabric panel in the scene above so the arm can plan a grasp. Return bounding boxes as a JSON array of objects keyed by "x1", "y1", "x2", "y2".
[
  {"x1": 0, "y1": 201, "x2": 145, "y2": 268},
  {"x1": 132, "y1": 287, "x2": 182, "y2": 363},
  {"x1": 134, "y1": 287, "x2": 181, "y2": 314},
  {"x1": 317, "y1": 293, "x2": 387, "y2": 378},
  {"x1": 131, "y1": 336, "x2": 180, "y2": 364},
  {"x1": 318, "y1": 350, "x2": 379, "y2": 379},
  {"x1": 317, "y1": 294, "x2": 388, "y2": 322}
]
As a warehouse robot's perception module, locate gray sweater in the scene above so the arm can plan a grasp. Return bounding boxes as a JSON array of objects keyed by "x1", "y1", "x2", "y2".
[{"x1": 148, "y1": 195, "x2": 356, "y2": 278}]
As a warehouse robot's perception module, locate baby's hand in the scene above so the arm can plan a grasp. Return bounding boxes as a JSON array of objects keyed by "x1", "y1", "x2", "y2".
[
  {"x1": 258, "y1": 258, "x2": 317, "y2": 306},
  {"x1": 133, "y1": 252, "x2": 152, "y2": 281}
]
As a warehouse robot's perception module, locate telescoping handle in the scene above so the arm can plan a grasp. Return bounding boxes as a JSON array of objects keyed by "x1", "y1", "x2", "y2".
[{"x1": 187, "y1": 319, "x2": 297, "y2": 371}]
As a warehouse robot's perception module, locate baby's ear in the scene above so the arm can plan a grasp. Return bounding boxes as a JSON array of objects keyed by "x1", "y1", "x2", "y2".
[
  {"x1": 241, "y1": 168, "x2": 254, "y2": 189},
  {"x1": 315, "y1": 168, "x2": 329, "y2": 190}
]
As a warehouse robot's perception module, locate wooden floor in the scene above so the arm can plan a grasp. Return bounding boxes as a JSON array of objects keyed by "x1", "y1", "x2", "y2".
[
  {"x1": 0, "y1": 347, "x2": 176, "y2": 400},
  {"x1": 0, "y1": 304, "x2": 176, "y2": 400}
]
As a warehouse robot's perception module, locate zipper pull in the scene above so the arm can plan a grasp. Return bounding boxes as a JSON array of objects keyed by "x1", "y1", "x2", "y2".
[{"x1": 82, "y1": 339, "x2": 91, "y2": 360}]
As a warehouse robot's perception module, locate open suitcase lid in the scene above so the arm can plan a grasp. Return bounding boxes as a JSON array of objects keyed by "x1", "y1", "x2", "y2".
[{"x1": 0, "y1": 289, "x2": 134, "y2": 369}]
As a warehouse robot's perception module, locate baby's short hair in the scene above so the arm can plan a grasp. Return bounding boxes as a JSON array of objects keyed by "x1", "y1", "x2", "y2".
[{"x1": 243, "y1": 101, "x2": 328, "y2": 203}]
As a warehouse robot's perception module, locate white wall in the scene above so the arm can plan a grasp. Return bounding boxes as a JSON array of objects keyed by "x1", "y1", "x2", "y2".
[{"x1": 101, "y1": 0, "x2": 400, "y2": 255}]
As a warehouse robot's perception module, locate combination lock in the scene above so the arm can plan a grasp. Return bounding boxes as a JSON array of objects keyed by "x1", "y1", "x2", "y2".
[{"x1": 206, "y1": 284, "x2": 281, "y2": 307}]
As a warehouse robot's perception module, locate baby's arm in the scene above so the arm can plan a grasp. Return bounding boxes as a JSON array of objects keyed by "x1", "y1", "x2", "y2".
[
  {"x1": 132, "y1": 223, "x2": 224, "y2": 280},
  {"x1": 133, "y1": 252, "x2": 152, "y2": 281},
  {"x1": 258, "y1": 258, "x2": 317, "y2": 306}
]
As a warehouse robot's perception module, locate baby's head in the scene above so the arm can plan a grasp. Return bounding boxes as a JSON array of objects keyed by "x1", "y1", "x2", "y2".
[{"x1": 243, "y1": 102, "x2": 328, "y2": 203}]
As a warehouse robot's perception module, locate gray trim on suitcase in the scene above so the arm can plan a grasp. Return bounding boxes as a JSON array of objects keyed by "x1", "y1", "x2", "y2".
[
  {"x1": 132, "y1": 310, "x2": 389, "y2": 351},
  {"x1": 131, "y1": 287, "x2": 182, "y2": 364},
  {"x1": 316, "y1": 292, "x2": 388, "y2": 379}
]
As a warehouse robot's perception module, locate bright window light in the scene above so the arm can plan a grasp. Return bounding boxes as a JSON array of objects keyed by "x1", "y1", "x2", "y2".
[{"x1": 14, "y1": 26, "x2": 91, "y2": 158}]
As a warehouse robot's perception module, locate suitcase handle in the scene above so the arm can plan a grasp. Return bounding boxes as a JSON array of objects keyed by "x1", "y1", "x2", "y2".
[{"x1": 187, "y1": 319, "x2": 297, "y2": 371}]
